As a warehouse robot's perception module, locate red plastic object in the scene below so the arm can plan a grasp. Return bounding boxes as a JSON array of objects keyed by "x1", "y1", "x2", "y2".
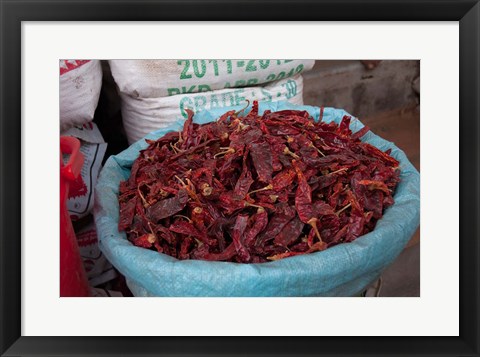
[{"x1": 60, "y1": 136, "x2": 90, "y2": 297}]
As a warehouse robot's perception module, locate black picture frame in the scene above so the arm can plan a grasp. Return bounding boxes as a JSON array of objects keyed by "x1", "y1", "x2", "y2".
[{"x1": 1, "y1": 0, "x2": 478, "y2": 356}]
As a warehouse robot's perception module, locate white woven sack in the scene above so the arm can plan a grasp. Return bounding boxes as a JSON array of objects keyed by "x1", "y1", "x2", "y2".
[
  {"x1": 60, "y1": 60, "x2": 102, "y2": 131},
  {"x1": 109, "y1": 59, "x2": 314, "y2": 98}
]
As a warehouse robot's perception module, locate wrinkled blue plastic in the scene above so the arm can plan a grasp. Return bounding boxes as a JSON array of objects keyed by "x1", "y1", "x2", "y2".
[{"x1": 94, "y1": 102, "x2": 420, "y2": 297}]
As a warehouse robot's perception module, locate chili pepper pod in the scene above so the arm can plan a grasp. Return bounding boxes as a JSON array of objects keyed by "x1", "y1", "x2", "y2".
[
  {"x1": 244, "y1": 207, "x2": 269, "y2": 249},
  {"x1": 292, "y1": 160, "x2": 324, "y2": 244},
  {"x1": 196, "y1": 181, "x2": 213, "y2": 197},
  {"x1": 178, "y1": 236, "x2": 194, "y2": 260},
  {"x1": 146, "y1": 189, "x2": 189, "y2": 222},
  {"x1": 231, "y1": 215, "x2": 251, "y2": 262},
  {"x1": 191, "y1": 206, "x2": 207, "y2": 232}
]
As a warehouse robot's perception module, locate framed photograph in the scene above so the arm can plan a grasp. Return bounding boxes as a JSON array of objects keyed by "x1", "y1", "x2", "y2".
[{"x1": 1, "y1": 0, "x2": 478, "y2": 356}]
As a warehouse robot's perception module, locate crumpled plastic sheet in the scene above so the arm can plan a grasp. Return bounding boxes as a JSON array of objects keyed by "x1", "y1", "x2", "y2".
[{"x1": 94, "y1": 102, "x2": 420, "y2": 297}]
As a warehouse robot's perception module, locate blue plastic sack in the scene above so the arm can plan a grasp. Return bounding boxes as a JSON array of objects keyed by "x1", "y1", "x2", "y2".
[{"x1": 94, "y1": 102, "x2": 420, "y2": 297}]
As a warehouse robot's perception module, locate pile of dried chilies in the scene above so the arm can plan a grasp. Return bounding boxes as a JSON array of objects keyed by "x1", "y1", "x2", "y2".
[{"x1": 118, "y1": 101, "x2": 400, "y2": 263}]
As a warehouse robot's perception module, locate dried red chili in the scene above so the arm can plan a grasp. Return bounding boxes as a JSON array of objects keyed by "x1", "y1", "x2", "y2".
[{"x1": 118, "y1": 101, "x2": 400, "y2": 263}]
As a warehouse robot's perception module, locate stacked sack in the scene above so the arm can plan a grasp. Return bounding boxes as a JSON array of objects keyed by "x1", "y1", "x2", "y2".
[
  {"x1": 109, "y1": 59, "x2": 315, "y2": 144},
  {"x1": 60, "y1": 60, "x2": 103, "y2": 132},
  {"x1": 60, "y1": 59, "x2": 105, "y2": 220},
  {"x1": 60, "y1": 60, "x2": 115, "y2": 287}
]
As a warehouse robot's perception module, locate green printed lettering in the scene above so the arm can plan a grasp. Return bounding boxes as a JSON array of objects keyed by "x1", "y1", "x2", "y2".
[
  {"x1": 259, "y1": 60, "x2": 270, "y2": 69},
  {"x1": 198, "y1": 84, "x2": 211, "y2": 92},
  {"x1": 224, "y1": 82, "x2": 232, "y2": 88},
  {"x1": 182, "y1": 86, "x2": 196, "y2": 94},
  {"x1": 167, "y1": 88, "x2": 181, "y2": 96},
  {"x1": 236, "y1": 60, "x2": 245, "y2": 68},
  {"x1": 178, "y1": 60, "x2": 192, "y2": 79},
  {"x1": 260, "y1": 89, "x2": 272, "y2": 102},
  {"x1": 210, "y1": 93, "x2": 220, "y2": 108},
  {"x1": 209, "y1": 60, "x2": 219, "y2": 76},
  {"x1": 276, "y1": 60, "x2": 282, "y2": 65},
  {"x1": 194, "y1": 95, "x2": 207, "y2": 112},
  {"x1": 179, "y1": 97, "x2": 194, "y2": 118},
  {"x1": 246, "y1": 60, "x2": 257, "y2": 72},
  {"x1": 234, "y1": 89, "x2": 246, "y2": 105},
  {"x1": 192, "y1": 60, "x2": 207, "y2": 78},
  {"x1": 295, "y1": 64, "x2": 304, "y2": 74},
  {"x1": 282, "y1": 79, "x2": 297, "y2": 99},
  {"x1": 234, "y1": 80, "x2": 246, "y2": 87},
  {"x1": 287, "y1": 68, "x2": 295, "y2": 77},
  {"x1": 277, "y1": 71, "x2": 286, "y2": 80},
  {"x1": 222, "y1": 92, "x2": 235, "y2": 107},
  {"x1": 225, "y1": 60, "x2": 233, "y2": 74},
  {"x1": 284, "y1": 60, "x2": 293, "y2": 63},
  {"x1": 266, "y1": 74, "x2": 276, "y2": 81},
  {"x1": 246, "y1": 78, "x2": 258, "y2": 86}
]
